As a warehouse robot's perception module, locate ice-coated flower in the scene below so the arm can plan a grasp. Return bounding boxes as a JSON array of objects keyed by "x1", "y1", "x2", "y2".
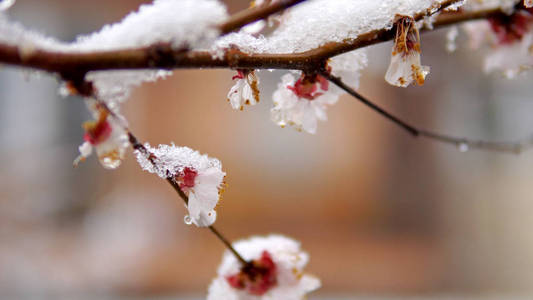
[
  {"x1": 207, "y1": 235, "x2": 321, "y2": 300},
  {"x1": 74, "y1": 103, "x2": 129, "y2": 170},
  {"x1": 271, "y1": 72, "x2": 338, "y2": 134},
  {"x1": 134, "y1": 143, "x2": 225, "y2": 227},
  {"x1": 385, "y1": 16, "x2": 430, "y2": 87},
  {"x1": 227, "y1": 70, "x2": 260, "y2": 111}
]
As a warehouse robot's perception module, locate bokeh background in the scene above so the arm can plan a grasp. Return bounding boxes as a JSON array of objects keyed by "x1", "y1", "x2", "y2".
[{"x1": 2, "y1": 0, "x2": 533, "y2": 298}]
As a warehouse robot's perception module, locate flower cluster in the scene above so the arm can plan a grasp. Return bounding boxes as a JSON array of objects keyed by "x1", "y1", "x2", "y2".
[
  {"x1": 134, "y1": 143, "x2": 226, "y2": 227},
  {"x1": 385, "y1": 15, "x2": 430, "y2": 87},
  {"x1": 207, "y1": 235, "x2": 320, "y2": 300},
  {"x1": 74, "y1": 101, "x2": 129, "y2": 170}
]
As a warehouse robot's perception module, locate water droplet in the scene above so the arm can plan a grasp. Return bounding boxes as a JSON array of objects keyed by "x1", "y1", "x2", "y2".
[
  {"x1": 184, "y1": 215, "x2": 193, "y2": 225},
  {"x1": 458, "y1": 142, "x2": 469, "y2": 153}
]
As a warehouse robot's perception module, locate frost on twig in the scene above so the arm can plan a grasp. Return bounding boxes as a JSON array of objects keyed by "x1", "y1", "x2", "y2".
[
  {"x1": 207, "y1": 235, "x2": 320, "y2": 300},
  {"x1": 134, "y1": 143, "x2": 226, "y2": 227}
]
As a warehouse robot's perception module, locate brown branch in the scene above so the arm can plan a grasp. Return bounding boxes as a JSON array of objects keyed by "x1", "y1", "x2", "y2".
[
  {"x1": 323, "y1": 72, "x2": 532, "y2": 154},
  {"x1": 0, "y1": 2, "x2": 507, "y2": 74}
]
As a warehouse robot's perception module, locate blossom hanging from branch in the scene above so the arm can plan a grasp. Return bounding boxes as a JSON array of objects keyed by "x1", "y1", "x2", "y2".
[
  {"x1": 385, "y1": 15, "x2": 430, "y2": 87},
  {"x1": 271, "y1": 72, "x2": 338, "y2": 134},
  {"x1": 207, "y1": 235, "x2": 320, "y2": 300},
  {"x1": 227, "y1": 69, "x2": 260, "y2": 111},
  {"x1": 74, "y1": 101, "x2": 130, "y2": 169},
  {"x1": 134, "y1": 143, "x2": 226, "y2": 227}
]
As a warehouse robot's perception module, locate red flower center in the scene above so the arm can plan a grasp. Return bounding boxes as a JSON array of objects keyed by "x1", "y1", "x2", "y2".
[
  {"x1": 177, "y1": 167, "x2": 198, "y2": 190},
  {"x1": 489, "y1": 9, "x2": 533, "y2": 45},
  {"x1": 82, "y1": 109, "x2": 112, "y2": 145},
  {"x1": 226, "y1": 251, "x2": 278, "y2": 296},
  {"x1": 287, "y1": 74, "x2": 329, "y2": 100},
  {"x1": 232, "y1": 70, "x2": 246, "y2": 80}
]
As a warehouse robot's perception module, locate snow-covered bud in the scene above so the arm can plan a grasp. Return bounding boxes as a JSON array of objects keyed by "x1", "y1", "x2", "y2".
[
  {"x1": 227, "y1": 70, "x2": 260, "y2": 111},
  {"x1": 271, "y1": 72, "x2": 338, "y2": 134},
  {"x1": 134, "y1": 143, "x2": 225, "y2": 227},
  {"x1": 385, "y1": 16, "x2": 430, "y2": 87},
  {"x1": 74, "y1": 106, "x2": 129, "y2": 170},
  {"x1": 207, "y1": 235, "x2": 321, "y2": 300}
]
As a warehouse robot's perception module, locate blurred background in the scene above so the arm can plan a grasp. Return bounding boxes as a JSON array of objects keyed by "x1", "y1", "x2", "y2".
[{"x1": 2, "y1": 0, "x2": 533, "y2": 299}]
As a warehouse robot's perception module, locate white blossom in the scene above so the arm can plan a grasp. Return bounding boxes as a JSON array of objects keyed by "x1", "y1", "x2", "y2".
[
  {"x1": 74, "y1": 101, "x2": 129, "y2": 170},
  {"x1": 328, "y1": 49, "x2": 368, "y2": 93},
  {"x1": 462, "y1": 8, "x2": 533, "y2": 78},
  {"x1": 134, "y1": 143, "x2": 225, "y2": 227},
  {"x1": 227, "y1": 70, "x2": 260, "y2": 110},
  {"x1": 271, "y1": 73, "x2": 338, "y2": 134},
  {"x1": 207, "y1": 235, "x2": 320, "y2": 300},
  {"x1": 385, "y1": 16, "x2": 430, "y2": 87}
]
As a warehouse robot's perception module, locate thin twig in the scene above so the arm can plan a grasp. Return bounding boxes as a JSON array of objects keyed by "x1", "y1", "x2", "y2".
[{"x1": 323, "y1": 72, "x2": 532, "y2": 154}]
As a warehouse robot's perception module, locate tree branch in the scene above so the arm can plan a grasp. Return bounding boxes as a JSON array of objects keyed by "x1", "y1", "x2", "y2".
[
  {"x1": 0, "y1": 2, "x2": 506, "y2": 74},
  {"x1": 323, "y1": 72, "x2": 532, "y2": 154}
]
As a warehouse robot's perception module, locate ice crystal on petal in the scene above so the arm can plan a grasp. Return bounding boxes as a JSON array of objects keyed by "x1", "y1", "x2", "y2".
[
  {"x1": 271, "y1": 73, "x2": 338, "y2": 134},
  {"x1": 207, "y1": 235, "x2": 321, "y2": 300},
  {"x1": 385, "y1": 16, "x2": 430, "y2": 87},
  {"x1": 227, "y1": 70, "x2": 260, "y2": 110},
  {"x1": 134, "y1": 143, "x2": 225, "y2": 227},
  {"x1": 74, "y1": 101, "x2": 129, "y2": 170}
]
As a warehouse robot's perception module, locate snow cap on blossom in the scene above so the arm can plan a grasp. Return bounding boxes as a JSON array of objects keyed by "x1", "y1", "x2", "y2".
[
  {"x1": 134, "y1": 143, "x2": 225, "y2": 227},
  {"x1": 207, "y1": 234, "x2": 320, "y2": 300},
  {"x1": 227, "y1": 70, "x2": 260, "y2": 110},
  {"x1": 385, "y1": 15, "x2": 430, "y2": 87},
  {"x1": 74, "y1": 102, "x2": 130, "y2": 170},
  {"x1": 271, "y1": 72, "x2": 338, "y2": 134}
]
